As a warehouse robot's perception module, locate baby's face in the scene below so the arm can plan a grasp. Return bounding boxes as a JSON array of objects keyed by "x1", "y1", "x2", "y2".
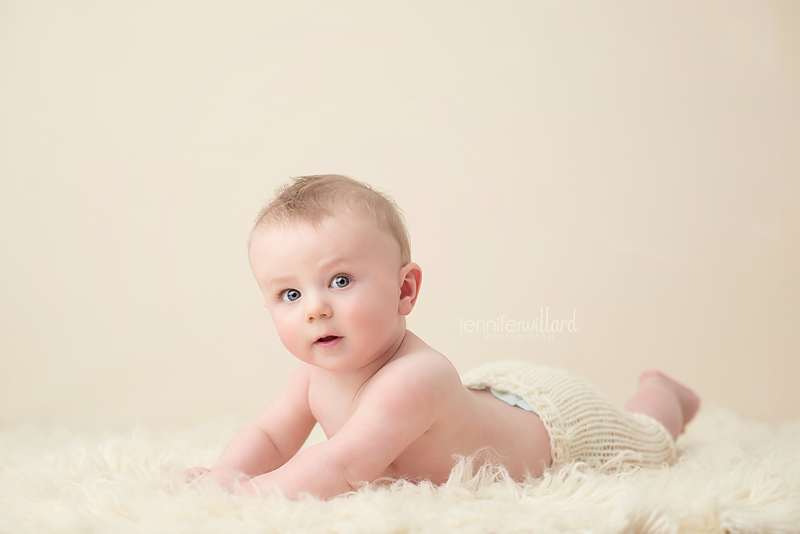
[{"x1": 249, "y1": 213, "x2": 407, "y2": 372}]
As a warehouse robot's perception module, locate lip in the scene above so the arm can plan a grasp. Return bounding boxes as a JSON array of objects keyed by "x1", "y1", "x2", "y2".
[{"x1": 314, "y1": 335, "x2": 342, "y2": 348}]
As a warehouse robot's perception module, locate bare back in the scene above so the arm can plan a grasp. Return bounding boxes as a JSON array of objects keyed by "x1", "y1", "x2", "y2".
[{"x1": 305, "y1": 331, "x2": 553, "y2": 484}]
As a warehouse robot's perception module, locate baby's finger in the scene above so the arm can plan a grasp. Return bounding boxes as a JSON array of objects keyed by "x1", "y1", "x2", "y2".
[{"x1": 181, "y1": 466, "x2": 211, "y2": 483}]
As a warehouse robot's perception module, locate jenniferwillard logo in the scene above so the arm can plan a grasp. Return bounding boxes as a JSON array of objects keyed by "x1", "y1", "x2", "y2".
[{"x1": 459, "y1": 308, "x2": 578, "y2": 341}]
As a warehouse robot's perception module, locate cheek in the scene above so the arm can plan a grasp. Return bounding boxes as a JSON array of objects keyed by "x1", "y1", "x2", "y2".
[
  {"x1": 271, "y1": 311, "x2": 303, "y2": 351},
  {"x1": 349, "y1": 285, "x2": 398, "y2": 329}
]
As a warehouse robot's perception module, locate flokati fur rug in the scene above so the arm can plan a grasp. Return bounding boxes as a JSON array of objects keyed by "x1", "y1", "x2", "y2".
[{"x1": 1, "y1": 405, "x2": 799, "y2": 534}]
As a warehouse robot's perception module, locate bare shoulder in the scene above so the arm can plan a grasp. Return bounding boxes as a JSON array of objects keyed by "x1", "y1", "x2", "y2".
[
  {"x1": 251, "y1": 362, "x2": 313, "y2": 427},
  {"x1": 267, "y1": 361, "x2": 312, "y2": 403},
  {"x1": 362, "y1": 331, "x2": 463, "y2": 408},
  {"x1": 286, "y1": 360, "x2": 313, "y2": 389}
]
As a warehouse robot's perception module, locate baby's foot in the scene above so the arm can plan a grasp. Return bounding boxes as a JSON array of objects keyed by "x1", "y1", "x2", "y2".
[{"x1": 639, "y1": 370, "x2": 700, "y2": 433}]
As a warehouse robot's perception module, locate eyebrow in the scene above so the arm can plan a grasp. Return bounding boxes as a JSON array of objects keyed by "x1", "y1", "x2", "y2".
[
  {"x1": 317, "y1": 257, "x2": 350, "y2": 272},
  {"x1": 264, "y1": 258, "x2": 351, "y2": 289},
  {"x1": 264, "y1": 276, "x2": 294, "y2": 289}
]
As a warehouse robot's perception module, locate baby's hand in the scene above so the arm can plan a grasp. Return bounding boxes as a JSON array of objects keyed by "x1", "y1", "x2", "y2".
[
  {"x1": 167, "y1": 467, "x2": 209, "y2": 494},
  {"x1": 181, "y1": 466, "x2": 211, "y2": 483},
  {"x1": 182, "y1": 466, "x2": 251, "y2": 494}
]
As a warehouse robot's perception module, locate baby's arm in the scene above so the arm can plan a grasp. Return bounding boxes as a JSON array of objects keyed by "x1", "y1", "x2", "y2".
[
  {"x1": 244, "y1": 356, "x2": 448, "y2": 499},
  {"x1": 184, "y1": 364, "x2": 316, "y2": 487}
]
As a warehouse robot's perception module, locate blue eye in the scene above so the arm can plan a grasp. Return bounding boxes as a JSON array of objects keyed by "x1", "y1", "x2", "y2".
[
  {"x1": 282, "y1": 289, "x2": 301, "y2": 302},
  {"x1": 330, "y1": 275, "x2": 350, "y2": 289}
]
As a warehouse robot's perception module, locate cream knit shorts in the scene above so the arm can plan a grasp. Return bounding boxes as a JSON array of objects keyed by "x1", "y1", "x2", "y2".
[{"x1": 461, "y1": 360, "x2": 677, "y2": 472}]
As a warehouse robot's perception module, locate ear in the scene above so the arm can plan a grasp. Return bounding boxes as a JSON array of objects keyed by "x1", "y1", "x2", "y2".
[{"x1": 398, "y1": 262, "x2": 422, "y2": 316}]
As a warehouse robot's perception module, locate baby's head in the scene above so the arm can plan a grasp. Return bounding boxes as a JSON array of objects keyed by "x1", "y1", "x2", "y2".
[
  {"x1": 248, "y1": 175, "x2": 421, "y2": 372},
  {"x1": 250, "y1": 174, "x2": 411, "y2": 266}
]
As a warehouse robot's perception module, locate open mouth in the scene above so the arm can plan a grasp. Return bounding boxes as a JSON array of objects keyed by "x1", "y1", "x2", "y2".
[{"x1": 316, "y1": 335, "x2": 340, "y2": 343}]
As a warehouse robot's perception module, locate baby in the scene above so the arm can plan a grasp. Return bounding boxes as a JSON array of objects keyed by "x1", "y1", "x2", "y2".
[{"x1": 182, "y1": 174, "x2": 700, "y2": 499}]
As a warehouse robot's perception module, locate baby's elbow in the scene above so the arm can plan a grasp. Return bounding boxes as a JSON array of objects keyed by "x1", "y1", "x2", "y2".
[
  {"x1": 337, "y1": 458, "x2": 384, "y2": 494},
  {"x1": 315, "y1": 441, "x2": 390, "y2": 496},
  {"x1": 243, "y1": 475, "x2": 279, "y2": 498},
  {"x1": 341, "y1": 473, "x2": 371, "y2": 495}
]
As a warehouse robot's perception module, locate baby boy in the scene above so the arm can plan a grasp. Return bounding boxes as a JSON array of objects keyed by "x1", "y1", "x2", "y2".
[{"x1": 182, "y1": 174, "x2": 699, "y2": 499}]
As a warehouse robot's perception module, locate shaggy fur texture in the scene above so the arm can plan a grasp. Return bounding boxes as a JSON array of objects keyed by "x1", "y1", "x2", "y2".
[{"x1": 1, "y1": 405, "x2": 798, "y2": 533}]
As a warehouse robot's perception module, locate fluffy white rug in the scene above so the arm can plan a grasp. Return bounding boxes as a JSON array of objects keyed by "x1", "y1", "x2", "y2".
[{"x1": 1, "y1": 405, "x2": 798, "y2": 534}]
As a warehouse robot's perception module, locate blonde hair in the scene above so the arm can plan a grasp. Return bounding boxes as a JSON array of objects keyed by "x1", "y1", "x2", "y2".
[{"x1": 250, "y1": 174, "x2": 411, "y2": 264}]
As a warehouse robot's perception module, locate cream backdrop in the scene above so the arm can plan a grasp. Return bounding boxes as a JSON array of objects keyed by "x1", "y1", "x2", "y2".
[{"x1": 1, "y1": 1, "x2": 798, "y2": 428}]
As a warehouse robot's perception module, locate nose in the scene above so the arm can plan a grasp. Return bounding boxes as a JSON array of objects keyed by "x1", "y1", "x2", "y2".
[{"x1": 305, "y1": 291, "x2": 332, "y2": 321}]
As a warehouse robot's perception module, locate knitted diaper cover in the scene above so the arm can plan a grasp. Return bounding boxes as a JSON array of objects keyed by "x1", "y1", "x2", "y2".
[{"x1": 461, "y1": 360, "x2": 677, "y2": 472}]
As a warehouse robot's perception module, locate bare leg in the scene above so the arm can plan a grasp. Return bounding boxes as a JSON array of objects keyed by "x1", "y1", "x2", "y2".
[{"x1": 624, "y1": 371, "x2": 700, "y2": 441}]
